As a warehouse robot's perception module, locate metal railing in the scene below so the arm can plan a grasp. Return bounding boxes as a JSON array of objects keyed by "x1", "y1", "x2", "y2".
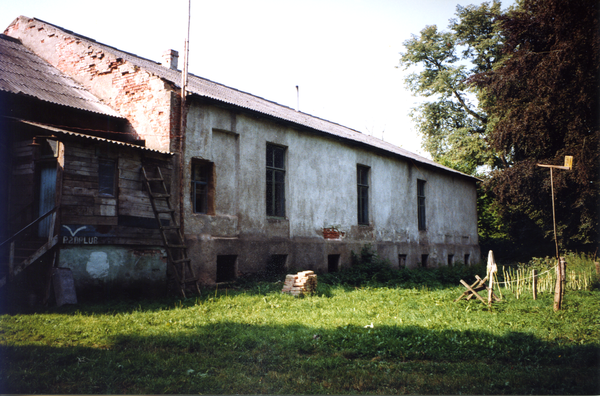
[{"x1": 0, "y1": 206, "x2": 59, "y2": 285}]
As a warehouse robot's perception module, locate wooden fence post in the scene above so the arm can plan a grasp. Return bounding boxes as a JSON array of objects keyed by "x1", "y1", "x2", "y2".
[
  {"x1": 532, "y1": 269, "x2": 537, "y2": 300},
  {"x1": 560, "y1": 257, "x2": 566, "y2": 302},
  {"x1": 553, "y1": 257, "x2": 566, "y2": 311},
  {"x1": 553, "y1": 259, "x2": 562, "y2": 311},
  {"x1": 595, "y1": 262, "x2": 599, "y2": 275}
]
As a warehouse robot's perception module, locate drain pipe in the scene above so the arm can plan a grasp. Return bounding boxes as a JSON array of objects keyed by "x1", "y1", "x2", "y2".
[{"x1": 179, "y1": 0, "x2": 191, "y2": 236}]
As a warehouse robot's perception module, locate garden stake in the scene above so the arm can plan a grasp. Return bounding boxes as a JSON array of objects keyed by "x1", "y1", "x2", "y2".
[
  {"x1": 532, "y1": 269, "x2": 537, "y2": 300},
  {"x1": 537, "y1": 156, "x2": 572, "y2": 311}
]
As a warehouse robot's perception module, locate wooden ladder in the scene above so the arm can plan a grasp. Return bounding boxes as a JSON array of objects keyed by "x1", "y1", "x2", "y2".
[{"x1": 141, "y1": 166, "x2": 200, "y2": 298}]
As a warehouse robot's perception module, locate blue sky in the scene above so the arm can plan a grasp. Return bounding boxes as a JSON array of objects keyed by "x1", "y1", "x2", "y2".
[{"x1": 1, "y1": 0, "x2": 514, "y2": 155}]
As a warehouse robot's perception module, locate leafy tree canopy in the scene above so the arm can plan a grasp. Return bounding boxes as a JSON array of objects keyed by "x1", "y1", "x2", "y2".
[
  {"x1": 399, "y1": 1, "x2": 506, "y2": 175},
  {"x1": 401, "y1": 0, "x2": 599, "y2": 255},
  {"x1": 474, "y1": 0, "x2": 600, "y2": 251}
]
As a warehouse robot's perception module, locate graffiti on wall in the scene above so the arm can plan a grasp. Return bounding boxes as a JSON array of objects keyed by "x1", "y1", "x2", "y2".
[{"x1": 61, "y1": 225, "x2": 103, "y2": 244}]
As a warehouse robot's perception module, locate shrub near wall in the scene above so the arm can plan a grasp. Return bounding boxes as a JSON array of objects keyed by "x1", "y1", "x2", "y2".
[{"x1": 319, "y1": 245, "x2": 485, "y2": 288}]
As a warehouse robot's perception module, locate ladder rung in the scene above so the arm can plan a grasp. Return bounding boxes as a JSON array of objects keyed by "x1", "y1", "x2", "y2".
[
  {"x1": 182, "y1": 279, "x2": 199, "y2": 284},
  {"x1": 160, "y1": 225, "x2": 180, "y2": 230},
  {"x1": 155, "y1": 209, "x2": 175, "y2": 213},
  {"x1": 172, "y1": 258, "x2": 191, "y2": 265},
  {"x1": 150, "y1": 193, "x2": 171, "y2": 198},
  {"x1": 145, "y1": 177, "x2": 164, "y2": 182},
  {"x1": 166, "y1": 244, "x2": 187, "y2": 249}
]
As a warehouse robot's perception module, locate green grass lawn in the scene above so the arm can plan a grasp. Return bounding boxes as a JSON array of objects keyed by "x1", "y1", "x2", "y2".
[{"x1": 1, "y1": 279, "x2": 599, "y2": 394}]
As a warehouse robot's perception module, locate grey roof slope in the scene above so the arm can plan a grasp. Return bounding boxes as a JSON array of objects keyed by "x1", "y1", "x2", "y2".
[
  {"x1": 17, "y1": 119, "x2": 172, "y2": 155},
  {"x1": 18, "y1": 17, "x2": 475, "y2": 180},
  {"x1": 0, "y1": 34, "x2": 121, "y2": 118}
]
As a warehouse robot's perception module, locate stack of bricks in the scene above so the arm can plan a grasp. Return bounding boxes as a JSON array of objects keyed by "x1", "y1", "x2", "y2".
[{"x1": 281, "y1": 271, "x2": 317, "y2": 296}]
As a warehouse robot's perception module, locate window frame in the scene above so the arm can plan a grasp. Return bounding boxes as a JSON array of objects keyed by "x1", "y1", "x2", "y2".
[
  {"x1": 357, "y1": 165, "x2": 370, "y2": 225},
  {"x1": 266, "y1": 143, "x2": 286, "y2": 218},
  {"x1": 191, "y1": 159, "x2": 215, "y2": 215},
  {"x1": 398, "y1": 254, "x2": 407, "y2": 269},
  {"x1": 417, "y1": 179, "x2": 426, "y2": 230},
  {"x1": 98, "y1": 158, "x2": 116, "y2": 197}
]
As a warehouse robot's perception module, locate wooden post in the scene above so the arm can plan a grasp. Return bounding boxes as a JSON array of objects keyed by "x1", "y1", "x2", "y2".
[
  {"x1": 560, "y1": 257, "x2": 566, "y2": 302},
  {"x1": 595, "y1": 262, "x2": 599, "y2": 275},
  {"x1": 494, "y1": 271, "x2": 503, "y2": 300},
  {"x1": 532, "y1": 269, "x2": 537, "y2": 300},
  {"x1": 553, "y1": 257, "x2": 566, "y2": 311},
  {"x1": 488, "y1": 274, "x2": 494, "y2": 306},
  {"x1": 487, "y1": 250, "x2": 497, "y2": 305}
]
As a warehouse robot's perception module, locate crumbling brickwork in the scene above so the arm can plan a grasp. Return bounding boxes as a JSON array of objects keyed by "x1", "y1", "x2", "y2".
[{"x1": 5, "y1": 17, "x2": 178, "y2": 152}]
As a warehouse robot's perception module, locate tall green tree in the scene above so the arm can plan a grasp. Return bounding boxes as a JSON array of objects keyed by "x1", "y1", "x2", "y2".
[
  {"x1": 399, "y1": 1, "x2": 506, "y2": 175},
  {"x1": 473, "y1": 0, "x2": 600, "y2": 253}
]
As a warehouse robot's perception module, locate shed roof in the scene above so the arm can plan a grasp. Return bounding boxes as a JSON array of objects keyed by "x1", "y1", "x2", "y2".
[
  {"x1": 0, "y1": 34, "x2": 121, "y2": 118},
  {"x1": 15, "y1": 119, "x2": 173, "y2": 155},
  {"x1": 9, "y1": 17, "x2": 477, "y2": 181}
]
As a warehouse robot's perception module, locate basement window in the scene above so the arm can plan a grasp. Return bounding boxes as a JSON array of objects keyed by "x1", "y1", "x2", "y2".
[
  {"x1": 398, "y1": 254, "x2": 407, "y2": 269},
  {"x1": 421, "y1": 254, "x2": 428, "y2": 268},
  {"x1": 448, "y1": 254, "x2": 454, "y2": 267},
  {"x1": 266, "y1": 254, "x2": 288, "y2": 276},
  {"x1": 216, "y1": 255, "x2": 237, "y2": 283},
  {"x1": 464, "y1": 254, "x2": 470, "y2": 266},
  {"x1": 328, "y1": 254, "x2": 340, "y2": 273}
]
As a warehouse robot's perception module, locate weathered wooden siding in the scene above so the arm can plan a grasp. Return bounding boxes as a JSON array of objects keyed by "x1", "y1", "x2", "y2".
[
  {"x1": 59, "y1": 140, "x2": 173, "y2": 245},
  {"x1": 8, "y1": 140, "x2": 36, "y2": 231}
]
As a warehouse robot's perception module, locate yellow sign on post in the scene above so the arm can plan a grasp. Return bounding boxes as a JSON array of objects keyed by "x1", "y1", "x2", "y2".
[{"x1": 564, "y1": 156, "x2": 573, "y2": 170}]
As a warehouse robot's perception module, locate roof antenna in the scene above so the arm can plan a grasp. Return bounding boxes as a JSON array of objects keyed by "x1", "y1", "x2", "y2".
[{"x1": 296, "y1": 85, "x2": 299, "y2": 112}]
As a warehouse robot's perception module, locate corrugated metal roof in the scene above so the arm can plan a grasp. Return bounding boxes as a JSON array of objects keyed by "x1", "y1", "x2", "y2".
[
  {"x1": 17, "y1": 18, "x2": 477, "y2": 181},
  {"x1": 0, "y1": 34, "x2": 121, "y2": 118},
  {"x1": 16, "y1": 119, "x2": 173, "y2": 155}
]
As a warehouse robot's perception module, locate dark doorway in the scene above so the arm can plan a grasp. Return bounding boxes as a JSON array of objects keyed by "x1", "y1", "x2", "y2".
[{"x1": 266, "y1": 254, "x2": 288, "y2": 277}]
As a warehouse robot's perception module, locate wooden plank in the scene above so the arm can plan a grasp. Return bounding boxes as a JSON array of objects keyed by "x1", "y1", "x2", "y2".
[
  {"x1": 62, "y1": 185, "x2": 97, "y2": 197},
  {"x1": 119, "y1": 178, "x2": 143, "y2": 190},
  {"x1": 62, "y1": 171, "x2": 97, "y2": 182},
  {"x1": 12, "y1": 165, "x2": 35, "y2": 175},
  {"x1": 455, "y1": 278, "x2": 483, "y2": 302},
  {"x1": 459, "y1": 279, "x2": 487, "y2": 304},
  {"x1": 119, "y1": 187, "x2": 150, "y2": 199},
  {"x1": 61, "y1": 195, "x2": 96, "y2": 206},
  {"x1": 60, "y1": 205, "x2": 94, "y2": 216},
  {"x1": 65, "y1": 145, "x2": 98, "y2": 157},
  {"x1": 119, "y1": 206, "x2": 155, "y2": 218},
  {"x1": 61, "y1": 215, "x2": 118, "y2": 225},
  {"x1": 119, "y1": 160, "x2": 143, "y2": 172},
  {"x1": 120, "y1": 169, "x2": 142, "y2": 182}
]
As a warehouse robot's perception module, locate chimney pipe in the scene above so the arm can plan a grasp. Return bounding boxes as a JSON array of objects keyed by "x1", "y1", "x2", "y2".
[{"x1": 162, "y1": 49, "x2": 179, "y2": 70}]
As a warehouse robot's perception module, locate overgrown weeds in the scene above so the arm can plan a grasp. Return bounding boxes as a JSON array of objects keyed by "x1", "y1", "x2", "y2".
[{"x1": 319, "y1": 244, "x2": 486, "y2": 289}]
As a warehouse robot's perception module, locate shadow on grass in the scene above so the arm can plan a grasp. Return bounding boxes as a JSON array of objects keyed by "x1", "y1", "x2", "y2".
[{"x1": 2, "y1": 320, "x2": 598, "y2": 394}]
